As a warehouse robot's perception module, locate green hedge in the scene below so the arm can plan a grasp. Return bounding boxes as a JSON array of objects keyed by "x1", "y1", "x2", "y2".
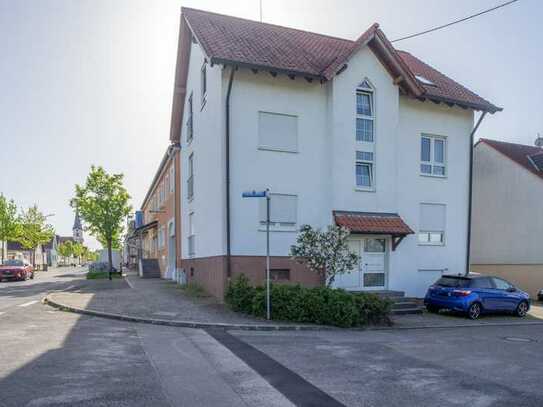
[{"x1": 225, "y1": 274, "x2": 392, "y2": 327}]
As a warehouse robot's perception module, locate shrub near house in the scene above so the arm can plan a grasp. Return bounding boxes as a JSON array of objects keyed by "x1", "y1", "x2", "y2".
[{"x1": 225, "y1": 274, "x2": 392, "y2": 328}]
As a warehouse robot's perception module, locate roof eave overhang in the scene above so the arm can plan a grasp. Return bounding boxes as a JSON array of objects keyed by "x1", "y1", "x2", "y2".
[
  {"x1": 140, "y1": 146, "x2": 177, "y2": 210},
  {"x1": 210, "y1": 57, "x2": 323, "y2": 80},
  {"x1": 418, "y1": 94, "x2": 502, "y2": 114}
]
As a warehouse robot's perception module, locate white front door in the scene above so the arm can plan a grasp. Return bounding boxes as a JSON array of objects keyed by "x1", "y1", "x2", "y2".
[
  {"x1": 361, "y1": 238, "x2": 386, "y2": 291},
  {"x1": 333, "y1": 237, "x2": 387, "y2": 291}
]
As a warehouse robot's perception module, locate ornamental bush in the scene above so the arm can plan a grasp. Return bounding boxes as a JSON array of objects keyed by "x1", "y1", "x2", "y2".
[{"x1": 225, "y1": 274, "x2": 392, "y2": 327}]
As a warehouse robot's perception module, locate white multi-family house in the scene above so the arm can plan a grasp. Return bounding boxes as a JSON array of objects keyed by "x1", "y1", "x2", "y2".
[
  {"x1": 471, "y1": 138, "x2": 543, "y2": 298},
  {"x1": 169, "y1": 8, "x2": 501, "y2": 299}
]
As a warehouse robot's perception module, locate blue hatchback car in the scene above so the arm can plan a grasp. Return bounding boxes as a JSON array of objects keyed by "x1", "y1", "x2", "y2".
[{"x1": 424, "y1": 275, "x2": 530, "y2": 320}]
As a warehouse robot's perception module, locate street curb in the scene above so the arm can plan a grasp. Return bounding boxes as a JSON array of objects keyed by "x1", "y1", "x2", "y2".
[
  {"x1": 42, "y1": 294, "x2": 334, "y2": 331},
  {"x1": 42, "y1": 294, "x2": 543, "y2": 332}
]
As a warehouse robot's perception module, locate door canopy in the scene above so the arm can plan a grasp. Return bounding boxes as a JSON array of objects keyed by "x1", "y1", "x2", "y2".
[{"x1": 333, "y1": 211, "x2": 413, "y2": 251}]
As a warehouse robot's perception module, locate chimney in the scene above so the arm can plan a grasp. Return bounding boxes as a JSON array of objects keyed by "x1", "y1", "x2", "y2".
[{"x1": 535, "y1": 133, "x2": 543, "y2": 148}]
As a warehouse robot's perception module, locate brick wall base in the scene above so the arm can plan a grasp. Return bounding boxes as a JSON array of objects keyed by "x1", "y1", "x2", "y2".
[{"x1": 180, "y1": 255, "x2": 323, "y2": 302}]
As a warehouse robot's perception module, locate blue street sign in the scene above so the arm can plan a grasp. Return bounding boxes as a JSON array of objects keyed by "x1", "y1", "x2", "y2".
[{"x1": 242, "y1": 190, "x2": 267, "y2": 198}]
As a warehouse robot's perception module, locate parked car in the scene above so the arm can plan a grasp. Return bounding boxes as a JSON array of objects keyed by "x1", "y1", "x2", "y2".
[
  {"x1": 0, "y1": 259, "x2": 35, "y2": 281},
  {"x1": 424, "y1": 275, "x2": 530, "y2": 320}
]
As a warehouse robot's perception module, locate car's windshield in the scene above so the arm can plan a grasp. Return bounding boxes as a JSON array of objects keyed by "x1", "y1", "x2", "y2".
[
  {"x1": 435, "y1": 277, "x2": 470, "y2": 288},
  {"x1": 2, "y1": 259, "x2": 24, "y2": 266}
]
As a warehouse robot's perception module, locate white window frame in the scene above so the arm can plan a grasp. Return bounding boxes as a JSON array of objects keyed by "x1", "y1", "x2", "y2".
[
  {"x1": 188, "y1": 212, "x2": 195, "y2": 257},
  {"x1": 169, "y1": 165, "x2": 175, "y2": 193},
  {"x1": 355, "y1": 151, "x2": 375, "y2": 191},
  {"x1": 417, "y1": 231, "x2": 445, "y2": 246},
  {"x1": 355, "y1": 81, "x2": 375, "y2": 143},
  {"x1": 418, "y1": 203, "x2": 446, "y2": 246},
  {"x1": 420, "y1": 134, "x2": 447, "y2": 177},
  {"x1": 258, "y1": 193, "x2": 298, "y2": 232},
  {"x1": 187, "y1": 153, "x2": 194, "y2": 201},
  {"x1": 257, "y1": 111, "x2": 299, "y2": 153},
  {"x1": 200, "y1": 62, "x2": 207, "y2": 109},
  {"x1": 186, "y1": 93, "x2": 193, "y2": 143}
]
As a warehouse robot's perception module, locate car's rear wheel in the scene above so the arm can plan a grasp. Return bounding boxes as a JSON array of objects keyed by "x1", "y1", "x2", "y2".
[
  {"x1": 467, "y1": 302, "x2": 481, "y2": 320},
  {"x1": 426, "y1": 304, "x2": 440, "y2": 314},
  {"x1": 516, "y1": 301, "x2": 529, "y2": 318}
]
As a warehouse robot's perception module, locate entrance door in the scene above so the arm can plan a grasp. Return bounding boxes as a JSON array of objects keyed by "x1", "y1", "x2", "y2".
[
  {"x1": 361, "y1": 238, "x2": 386, "y2": 290},
  {"x1": 333, "y1": 238, "x2": 387, "y2": 291},
  {"x1": 333, "y1": 240, "x2": 362, "y2": 289}
]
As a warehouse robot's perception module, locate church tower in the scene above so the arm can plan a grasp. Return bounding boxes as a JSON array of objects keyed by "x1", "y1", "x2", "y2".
[{"x1": 73, "y1": 210, "x2": 84, "y2": 244}]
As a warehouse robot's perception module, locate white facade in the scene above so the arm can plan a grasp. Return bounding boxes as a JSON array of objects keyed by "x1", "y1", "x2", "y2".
[{"x1": 180, "y1": 41, "x2": 474, "y2": 297}]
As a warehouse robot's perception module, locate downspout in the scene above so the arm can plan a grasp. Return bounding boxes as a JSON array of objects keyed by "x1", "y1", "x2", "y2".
[
  {"x1": 169, "y1": 142, "x2": 181, "y2": 279},
  {"x1": 465, "y1": 111, "x2": 487, "y2": 276},
  {"x1": 225, "y1": 65, "x2": 236, "y2": 278}
]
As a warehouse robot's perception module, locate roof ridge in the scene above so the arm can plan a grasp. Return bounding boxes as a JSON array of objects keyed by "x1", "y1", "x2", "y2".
[
  {"x1": 181, "y1": 6, "x2": 355, "y2": 44},
  {"x1": 482, "y1": 138, "x2": 541, "y2": 149}
]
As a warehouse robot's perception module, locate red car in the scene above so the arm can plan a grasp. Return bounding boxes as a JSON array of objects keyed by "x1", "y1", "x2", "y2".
[{"x1": 0, "y1": 259, "x2": 34, "y2": 281}]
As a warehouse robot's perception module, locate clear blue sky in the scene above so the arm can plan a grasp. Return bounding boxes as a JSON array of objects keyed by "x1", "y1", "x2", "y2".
[{"x1": 1, "y1": 0, "x2": 541, "y2": 249}]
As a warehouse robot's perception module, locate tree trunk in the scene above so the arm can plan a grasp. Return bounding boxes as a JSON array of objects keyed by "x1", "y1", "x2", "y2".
[
  {"x1": 107, "y1": 239, "x2": 113, "y2": 277},
  {"x1": 1, "y1": 240, "x2": 4, "y2": 263}
]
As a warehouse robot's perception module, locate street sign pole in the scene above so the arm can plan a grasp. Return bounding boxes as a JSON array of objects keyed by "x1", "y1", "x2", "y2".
[
  {"x1": 265, "y1": 191, "x2": 271, "y2": 320},
  {"x1": 242, "y1": 189, "x2": 271, "y2": 320}
]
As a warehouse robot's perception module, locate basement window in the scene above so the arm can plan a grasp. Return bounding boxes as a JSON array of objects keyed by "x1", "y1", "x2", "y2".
[{"x1": 270, "y1": 269, "x2": 290, "y2": 281}]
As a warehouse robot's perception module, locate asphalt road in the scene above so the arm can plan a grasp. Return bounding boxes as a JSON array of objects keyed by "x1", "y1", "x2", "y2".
[
  {"x1": 1, "y1": 267, "x2": 543, "y2": 407},
  {"x1": 0, "y1": 267, "x2": 291, "y2": 407}
]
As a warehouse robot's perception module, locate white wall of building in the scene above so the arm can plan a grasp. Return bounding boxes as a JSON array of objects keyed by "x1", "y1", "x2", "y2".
[
  {"x1": 180, "y1": 40, "x2": 475, "y2": 296},
  {"x1": 471, "y1": 143, "x2": 543, "y2": 264},
  {"x1": 393, "y1": 98, "x2": 473, "y2": 294},
  {"x1": 180, "y1": 41, "x2": 225, "y2": 259}
]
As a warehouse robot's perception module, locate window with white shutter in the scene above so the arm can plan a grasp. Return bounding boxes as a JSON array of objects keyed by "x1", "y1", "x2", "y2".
[
  {"x1": 259, "y1": 194, "x2": 297, "y2": 230},
  {"x1": 418, "y1": 203, "x2": 446, "y2": 245},
  {"x1": 258, "y1": 112, "x2": 298, "y2": 153}
]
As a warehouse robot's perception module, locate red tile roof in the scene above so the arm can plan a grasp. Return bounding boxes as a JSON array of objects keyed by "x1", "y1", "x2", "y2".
[
  {"x1": 182, "y1": 7, "x2": 500, "y2": 113},
  {"x1": 334, "y1": 211, "x2": 414, "y2": 235},
  {"x1": 478, "y1": 139, "x2": 543, "y2": 180},
  {"x1": 396, "y1": 51, "x2": 499, "y2": 113}
]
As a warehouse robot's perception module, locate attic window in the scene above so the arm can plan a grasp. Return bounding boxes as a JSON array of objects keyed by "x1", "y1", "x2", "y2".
[
  {"x1": 415, "y1": 75, "x2": 436, "y2": 87},
  {"x1": 358, "y1": 79, "x2": 373, "y2": 90},
  {"x1": 529, "y1": 152, "x2": 543, "y2": 171}
]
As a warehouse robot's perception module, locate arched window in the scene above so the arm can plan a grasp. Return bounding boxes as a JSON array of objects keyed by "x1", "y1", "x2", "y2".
[
  {"x1": 355, "y1": 79, "x2": 376, "y2": 190},
  {"x1": 356, "y1": 80, "x2": 374, "y2": 142}
]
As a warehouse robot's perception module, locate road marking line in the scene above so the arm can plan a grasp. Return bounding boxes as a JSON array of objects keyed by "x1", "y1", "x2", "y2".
[
  {"x1": 19, "y1": 300, "x2": 39, "y2": 307},
  {"x1": 65, "y1": 285, "x2": 76, "y2": 290}
]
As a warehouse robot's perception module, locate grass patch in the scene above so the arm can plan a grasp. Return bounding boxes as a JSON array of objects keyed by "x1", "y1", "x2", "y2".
[
  {"x1": 179, "y1": 282, "x2": 209, "y2": 298},
  {"x1": 86, "y1": 271, "x2": 121, "y2": 280}
]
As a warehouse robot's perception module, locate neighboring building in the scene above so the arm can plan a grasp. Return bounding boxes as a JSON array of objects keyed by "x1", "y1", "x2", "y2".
[
  {"x1": 43, "y1": 235, "x2": 59, "y2": 267},
  {"x1": 136, "y1": 144, "x2": 181, "y2": 279},
  {"x1": 6, "y1": 241, "x2": 46, "y2": 268},
  {"x1": 169, "y1": 8, "x2": 500, "y2": 299},
  {"x1": 471, "y1": 138, "x2": 543, "y2": 298}
]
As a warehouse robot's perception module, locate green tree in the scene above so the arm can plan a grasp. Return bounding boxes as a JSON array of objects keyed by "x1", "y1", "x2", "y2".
[
  {"x1": 290, "y1": 225, "x2": 359, "y2": 287},
  {"x1": 0, "y1": 195, "x2": 20, "y2": 263},
  {"x1": 71, "y1": 242, "x2": 85, "y2": 264},
  {"x1": 72, "y1": 166, "x2": 131, "y2": 274},
  {"x1": 57, "y1": 241, "x2": 74, "y2": 265},
  {"x1": 17, "y1": 205, "x2": 55, "y2": 266}
]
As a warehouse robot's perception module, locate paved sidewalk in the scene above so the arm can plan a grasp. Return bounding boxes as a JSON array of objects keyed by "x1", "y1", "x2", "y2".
[
  {"x1": 48, "y1": 272, "x2": 272, "y2": 326},
  {"x1": 44, "y1": 272, "x2": 543, "y2": 330}
]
